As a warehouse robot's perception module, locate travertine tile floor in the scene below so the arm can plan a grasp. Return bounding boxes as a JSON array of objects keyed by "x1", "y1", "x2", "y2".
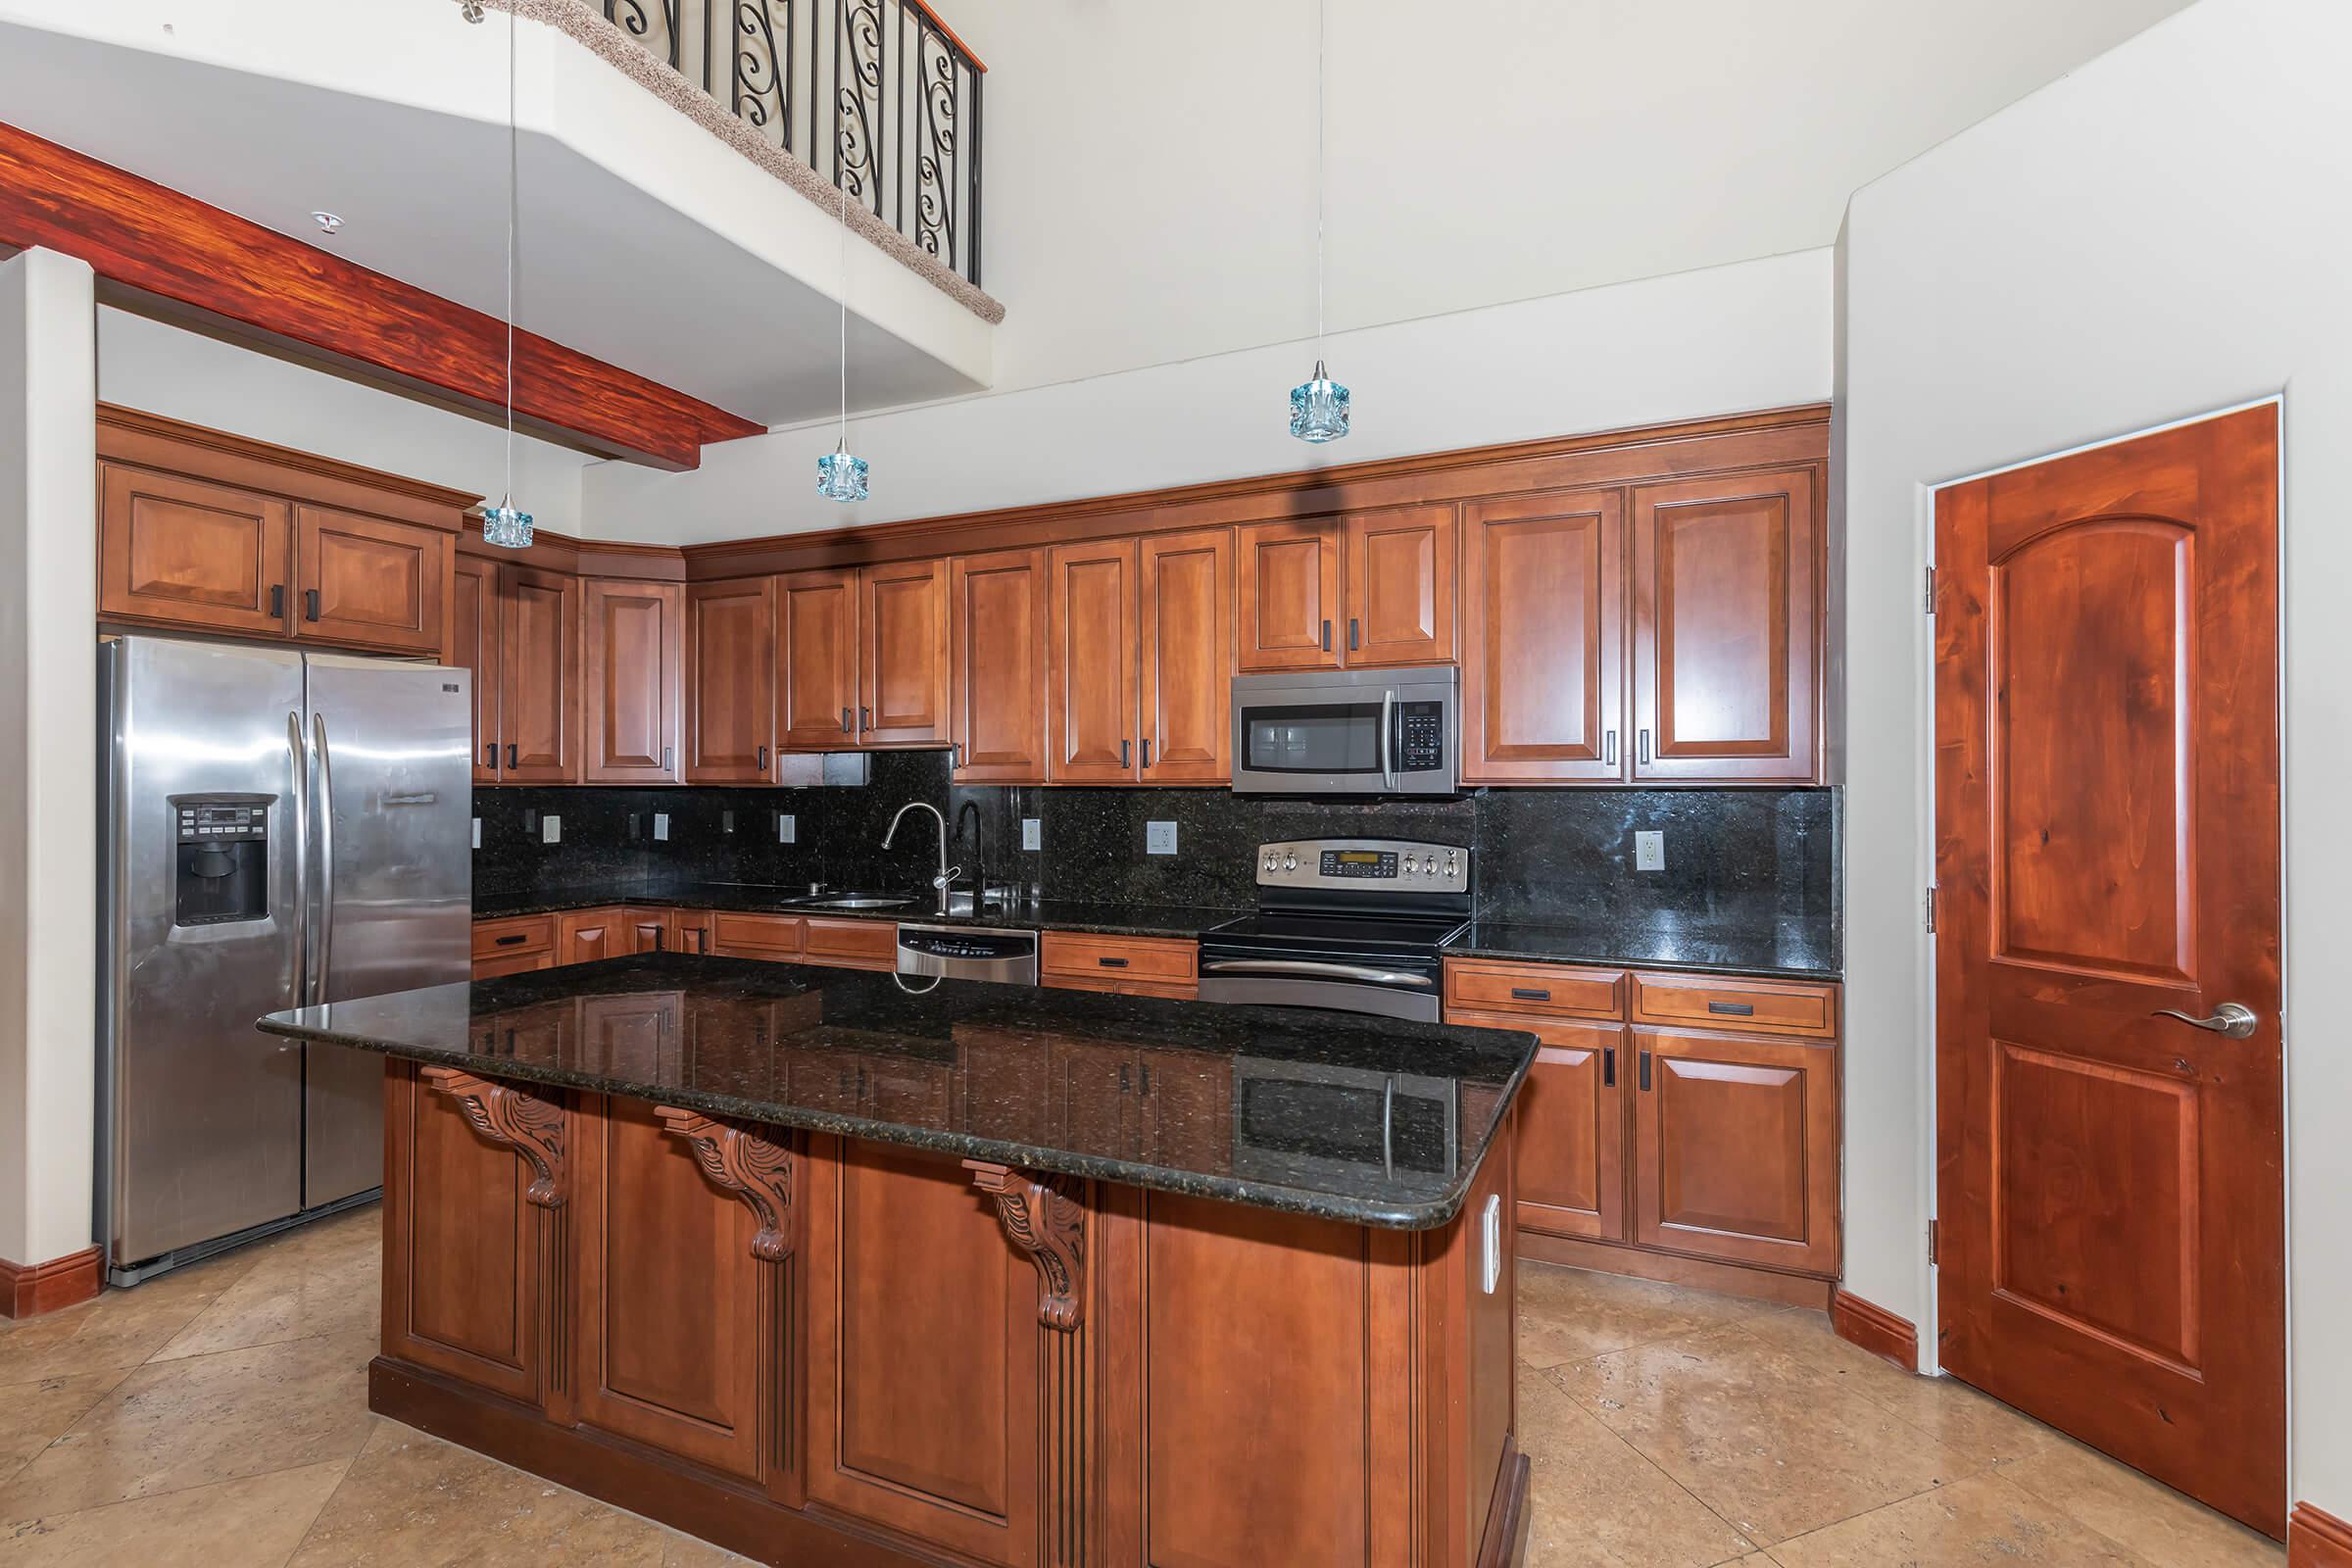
[{"x1": 0, "y1": 1204, "x2": 2287, "y2": 1566}]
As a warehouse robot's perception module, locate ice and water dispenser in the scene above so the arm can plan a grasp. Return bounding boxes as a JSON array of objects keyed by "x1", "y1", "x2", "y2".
[{"x1": 172, "y1": 796, "x2": 271, "y2": 926}]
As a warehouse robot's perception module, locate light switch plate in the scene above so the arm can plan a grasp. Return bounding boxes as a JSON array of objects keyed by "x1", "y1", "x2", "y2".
[
  {"x1": 1021, "y1": 818, "x2": 1042, "y2": 852},
  {"x1": 470, "y1": 816, "x2": 481, "y2": 850},
  {"x1": 542, "y1": 814, "x2": 562, "y2": 845},
  {"x1": 1635, "y1": 829, "x2": 1665, "y2": 871},
  {"x1": 1147, "y1": 820, "x2": 1178, "y2": 856},
  {"x1": 653, "y1": 812, "x2": 670, "y2": 842},
  {"x1": 777, "y1": 813, "x2": 796, "y2": 845}
]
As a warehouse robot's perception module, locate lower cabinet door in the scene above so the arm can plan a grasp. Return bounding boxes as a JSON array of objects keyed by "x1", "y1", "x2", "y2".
[
  {"x1": 804, "y1": 1138, "x2": 1040, "y2": 1566},
  {"x1": 557, "y1": 906, "x2": 625, "y2": 966},
  {"x1": 1630, "y1": 1027, "x2": 1839, "y2": 1274},
  {"x1": 1455, "y1": 1010, "x2": 1624, "y2": 1242},
  {"x1": 573, "y1": 1096, "x2": 770, "y2": 1481}
]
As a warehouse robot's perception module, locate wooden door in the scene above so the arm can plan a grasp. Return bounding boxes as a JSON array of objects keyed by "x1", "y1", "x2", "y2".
[
  {"x1": 1630, "y1": 467, "x2": 1819, "y2": 781},
  {"x1": 949, "y1": 549, "x2": 1050, "y2": 783},
  {"x1": 498, "y1": 565, "x2": 581, "y2": 783},
  {"x1": 557, "y1": 907, "x2": 627, "y2": 966},
  {"x1": 1342, "y1": 504, "x2": 1455, "y2": 666},
  {"x1": 779, "y1": 567, "x2": 860, "y2": 750},
  {"x1": 97, "y1": 462, "x2": 292, "y2": 636},
  {"x1": 1236, "y1": 518, "x2": 1341, "y2": 670},
  {"x1": 583, "y1": 579, "x2": 683, "y2": 783},
  {"x1": 804, "y1": 1139, "x2": 1039, "y2": 1565},
  {"x1": 1459, "y1": 489, "x2": 1626, "y2": 782},
  {"x1": 624, "y1": 909, "x2": 674, "y2": 955},
  {"x1": 293, "y1": 506, "x2": 447, "y2": 654},
  {"x1": 858, "y1": 559, "x2": 951, "y2": 746},
  {"x1": 1047, "y1": 538, "x2": 1139, "y2": 783},
  {"x1": 1139, "y1": 528, "x2": 1233, "y2": 783},
  {"x1": 674, "y1": 909, "x2": 714, "y2": 956},
  {"x1": 684, "y1": 578, "x2": 776, "y2": 783},
  {"x1": 1934, "y1": 406, "x2": 2284, "y2": 1537},
  {"x1": 1455, "y1": 1011, "x2": 1624, "y2": 1243},
  {"x1": 452, "y1": 555, "x2": 502, "y2": 783},
  {"x1": 572, "y1": 1096, "x2": 767, "y2": 1480},
  {"x1": 1631, "y1": 1027, "x2": 1838, "y2": 1276}
]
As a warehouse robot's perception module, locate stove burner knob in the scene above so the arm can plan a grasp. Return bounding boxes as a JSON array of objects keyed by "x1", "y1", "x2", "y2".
[
  {"x1": 1444, "y1": 853, "x2": 1459, "y2": 878},
  {"x1": 1402, "y1": 855, "x2": 1419, "y2": 874},
  {"x1": 1263, "y1": 853, "x2": 1279, "y2": 872},
  {"x1": 1282, "y1": 853, "x2": 1298, "y2": 872}
]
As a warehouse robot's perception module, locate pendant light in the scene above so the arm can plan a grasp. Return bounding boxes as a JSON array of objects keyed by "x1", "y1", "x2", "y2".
[
  {"x1": 1289, "y1": 0, "x2": 1349, "y2": 443},
  {"x1": 816, "y1": 167, "x2": 869, "y2": 501},
  {"x1": 480, "y1": 0, "x2": 534, "y2": 548}
]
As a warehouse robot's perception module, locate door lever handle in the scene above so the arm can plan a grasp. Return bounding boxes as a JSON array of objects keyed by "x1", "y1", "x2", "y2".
[{"x1": 2151, "y1": 1003, "x2": 2258, "y2": 1040}]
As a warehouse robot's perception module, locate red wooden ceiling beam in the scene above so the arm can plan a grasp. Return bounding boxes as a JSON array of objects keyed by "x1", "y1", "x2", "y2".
[{"x1": 0, "y1": 121, "x2": 764, "y2": 469}]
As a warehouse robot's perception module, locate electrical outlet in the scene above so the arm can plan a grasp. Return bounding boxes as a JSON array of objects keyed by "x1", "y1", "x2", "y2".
[
  {"x1": 722, "y1": 809, "x2": 735, "y2": 834},
  {"x1": 1635, "y1": 829, "x2": 1665, "y2": 871},
  {"x1": 470, "y1": 816, "x2": 481, "y2": 850},
  {"x1": 777, "y1": 813, "x2": 796, "y2": 845},
  {"x1": 542, "y1": 814, "x2": 562, "y2": 845},
  {"x1": 1021, "y1": 818, "x2": 1042, "y2": 852},
  {"x1": 653, "y1": 812, "x2": 670, "y2": 842},
  {"x1": 1147, "y1": 820, "x2": 1178, "y2": 856}
]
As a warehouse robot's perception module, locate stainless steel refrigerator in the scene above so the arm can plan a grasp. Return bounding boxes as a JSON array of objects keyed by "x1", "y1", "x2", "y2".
[{"x1": 98, "y1": 635, "x2": 471, "y2": 1281}]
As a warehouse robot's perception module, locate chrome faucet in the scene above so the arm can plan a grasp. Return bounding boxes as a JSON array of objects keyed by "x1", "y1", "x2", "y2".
[{"x1": 882, "y1": 802, "x2": 958, "y2": 915}]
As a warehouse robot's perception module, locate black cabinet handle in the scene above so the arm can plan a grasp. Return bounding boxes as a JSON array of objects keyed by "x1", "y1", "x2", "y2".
[
  {"x1": 1119, "y1": 1063, "x2": 1131, "y2": 1093},
  {"x1": 1603, "y1": 1047, "x2": 1616, "y2": 1088},
  {"x1": 1640, "y1": 1051, "x2": 1653, "y2": 1092},
  {"x1": 1510, "y1": 987, "x2": 1550, "y2": 1002},
  {"x1": 269, "y1": 584, "x2": 285, "y2": 618},
  {"x1": 506, "y1": 743, "x2": 517, "y2": 769},
  {"x1": 494, "y1": 933, "x2": 526, "y2": 948},
  {"x1": 303, "y1": 588, "x2": 321, "y2": 622},
  {"x1": 1120, "y1": 739, "x2": 1131, "y2": 768},
  {"x1": 1320, "y1": 618, "x2": 1332, "y2": 652},
  {"x1": 1141, "y1": 1063, "x2": 1152, "y2": 1095},
  {"x1": 662, "y1": 746, "x2": 672, "y2": 771},
  {"x1": 1707, "y1": 1001, "x2": 1755, "y2": 1016},
  {"x1": 757, "y1": 744, "x2": 769, "y2": 770},
  {"x1": 1099, "y1": 956, "x2": 1130, "y2": 968},
  {"x1": 484, "y1": 743, "x2": 498, "y2": 768},
  {"x1": 653, "y1": 929, "x2": 665, "y2": 952},
  {"x1": 861, "y1": 705, "x2": 871, "y2": 731},
  {"x1": 1141, "y1": 737, "x2": 1152, "y2": 769},
  {"x1": 1349, "y1": 617, "x2": 1360, "y2": 651},
  {"x1": 841, "y1": 707, "x2": 853, "y2": 733}
]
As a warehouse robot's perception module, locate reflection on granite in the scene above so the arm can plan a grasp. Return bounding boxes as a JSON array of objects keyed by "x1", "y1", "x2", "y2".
[
  {"x1": 261, "y1": 956, "x2": 1535, "y2": 1230},
  {"x1": 1446, "y1": 915, "x2": 1838, "y2": 980},
  {"x1": 467, "y1": 882, "x2": 1237, "y2": 940}
]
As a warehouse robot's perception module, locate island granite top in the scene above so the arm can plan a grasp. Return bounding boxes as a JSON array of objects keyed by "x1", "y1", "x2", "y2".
[{"x1": 259, "y1": 955, "x2": 1535, "y2": 1231}]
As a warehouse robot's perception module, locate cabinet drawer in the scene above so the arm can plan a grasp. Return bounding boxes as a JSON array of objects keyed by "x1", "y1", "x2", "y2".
[
  {"x1": 710, "y1": 911, "x2": 807, "y2": 957},
  {"x1": 1044, "y1": 972, "x2": 1198, "y2": 1002},
  {"x1": 804, "y1": 917, "x2": 899, "y2": 971},
  {"x1": 1041, "y1": 932, "x2": 1198, "y2": 985},
  {"x1": 472, "y1": 914, "x2": 556, "y2": 960},
  {"x1": 1632, "y1": 973, "x2": 1838, "y2": 1039},
  {"x1": 472, "y1": 950, "x2": 555, "y2": 980},
  {"x1": 1444, "y1": 959, "x2": 1625, "y2": 1020}
]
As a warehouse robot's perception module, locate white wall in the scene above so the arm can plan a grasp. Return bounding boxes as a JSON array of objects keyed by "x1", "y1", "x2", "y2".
[
  {"x1": 1839, "y1": 0, "x2": 2351, "y2": 1515},
  {"x1": 98, "y1": 309, "x2": 593, "y2": 534},
  {"x1": 0, "y1": 249, "x2": 98, "y2": 1268},
  {"x1": 586, "y1": 247, "x2": 1835, "y2": 543},
  {"x1": 948, "y1": 0, "x2": 2191, "y2": 396}
]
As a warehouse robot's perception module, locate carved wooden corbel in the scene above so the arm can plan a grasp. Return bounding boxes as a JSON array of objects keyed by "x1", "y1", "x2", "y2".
[
  {"x1": 964, "y1": 1160, "x2": 1086, "y2": 1331},
  {"x1": 420, "y1": 1067, "x2": 567, "y2": 1207},
  {"x1": 654, "y1": 1107, "x2": 797, "y2": 1262}
]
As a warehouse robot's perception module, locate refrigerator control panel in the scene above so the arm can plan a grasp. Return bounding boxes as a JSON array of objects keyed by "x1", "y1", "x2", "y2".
[
  {"x1": 172, "y1": 797, "x2": 270, "y2": 927},
  {"x1": 176, "y1": 804, "x2": 267, "y2": 844}
]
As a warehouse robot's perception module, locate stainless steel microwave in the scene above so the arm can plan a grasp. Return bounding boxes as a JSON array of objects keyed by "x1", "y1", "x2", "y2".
[{"x1": 1230, "y1": 665, "x2": 1459, "y2": 796}]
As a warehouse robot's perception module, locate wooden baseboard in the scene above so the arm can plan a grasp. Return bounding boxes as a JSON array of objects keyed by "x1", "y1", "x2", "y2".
[
  {"x1": 2292, "y1": 1503, "x2": 2352, "y2": 1567},
  {"x1": 0, "y1": 1246, "x2": 103, "y2": 1319},
  {"x1": 1476, "y1": 1437, "x2": 1533, "y2": 1568},
  {"x1": 1830, "y1": 1290, "x2": 1921, "y2": 1372},
  {"x1": 1517, "y1": 1230, "x2": 1835, "y2": 1309}
]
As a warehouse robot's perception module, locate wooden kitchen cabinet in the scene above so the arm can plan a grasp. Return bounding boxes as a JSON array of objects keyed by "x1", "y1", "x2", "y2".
[
  {"x1": 98, "y1": 463, "x2": 294, "y2": 637},
  {"x1": 625, "y1": 908, "x2": 675, "y2": 955},
  {"x1": 778, "y1": 567, "x2": 859, "y2": 751},
  {"x1": 452, "y1": 556, "x2": 502, "y2": 783},
  {"x1": 558, "y1": 907, "x2": 629, "y2": 966},
  {"x1": 293, "y1": 505, "x2": 447, "y2": 655},
  {"x1": 1460, "y1": 488, "x2": 1626, "y2": 783},
  {"x1": 497, "y1": 565, "x2": 582, "y2": 783},
  {"x1": 1459, "y1": 1011, "x2": 1626, "y2": 1243},
  {"x1": 1630, "y1": 466, "x2": 1820, "y2": 781},
  {"x1": 1631, "y1": 1025, "x2": 1839, "y2": 1275},
  {"x1": 1236, "y1": 518, "x2": 1341, "y2": 670},
  {"x1": 1047, "y1": 538, "x2": 1141, "y2": 783},
  {"x1": 858, "y1": 559, "x2": 951, "y2": 747},
  {"x1": 1138, "y1": 528, "x2": 1234, "y2": 783},
  {"x1": 674, "y1": 909, "x2": 714, "y2": 956},
  {"x1": 1041, "y1": 933, "x2": 1199, "y2": 999},
  {"x1": 1342, "y1": 504, "x2": 1455, "y2": 666},
  {"x1": 949, "y1": 548, "x2": 1051, "y2": 783},
  {"x1": 584, "y1": 580, "x2": 683, "y2": 783},
  {"x1": 684, "y1": 577, "x2": 777, "y2": 784},
  {"x1": 802, "y1": 917, "x2": 899, "y2": 971}
]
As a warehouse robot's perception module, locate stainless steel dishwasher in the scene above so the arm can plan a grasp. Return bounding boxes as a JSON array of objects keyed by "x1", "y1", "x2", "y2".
[{"x1": 896, "y1": 924, "x2": 1039, "y2": 984}]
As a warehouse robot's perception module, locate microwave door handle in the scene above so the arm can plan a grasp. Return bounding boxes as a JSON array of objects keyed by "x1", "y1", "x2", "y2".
[
  {"x1": 1380, "y1": 688, "x2": 1397, "y2": 790},
  {"x1": 1200, "y1": 958, "x2": 1435, "y2": 987}
]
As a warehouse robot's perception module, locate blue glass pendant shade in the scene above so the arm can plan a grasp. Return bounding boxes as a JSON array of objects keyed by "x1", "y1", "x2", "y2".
[
  {"x1": 817, "y1": 446, "x2": 870, "y2": 503},
  {"x1": 1290, "y1": 360, "x2": 1350, "y2": 443},
  {"x1": 480, "y1": 504, "x2": 534, "y2": 549}
]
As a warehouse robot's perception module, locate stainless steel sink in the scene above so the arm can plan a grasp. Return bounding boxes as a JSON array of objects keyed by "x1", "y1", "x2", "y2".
[{"x1": 797, "y1": 895, "x2": 916, "y2": 909}]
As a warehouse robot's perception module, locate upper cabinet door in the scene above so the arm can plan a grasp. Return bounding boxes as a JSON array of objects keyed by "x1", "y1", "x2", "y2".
[
  {"x1": 778, "y1": 567, "x2": 860, "y2": 751},
  {"x1": 583, "y1": 579, "x2": 683, "y2": 784},
  {"x1": 1631, "y1": 467, "x2": 1820, "y2": 781},
  {"x1": 858, "y1": 560, "x2": 951, "y2": 747},
  {"x1": 1236, "y1": 519, "x2": 1341, "y2": 671},
  {"x1": 1460, "y1": 489, "x2": 1626, "y2": 783},
  {"x1": 499, "y1": 564, "x2": 581, "y2": 784},
  {"x1": 950, "y1": 549, "x2": 1050, "y2": 783},
  {"x1": 1048, "y1": 538, "x2": 1140, "y2": 783},
  {"x1": 452, "y1": 555, "x2": 502, "y2": 783},
  {"x1": 684, "y1": 578, "x2": 776, "y2": 783},
  {"x1": 1341, "y1": 504, "x2": 1455, "y2": 666},
  {"x1": 293, "y1": 506, "x2": 447, "y2": 654},
  {"x1": 98, "y1": 462, "x2": 292, "y2": 636},
  {"x1": 1139, "y1": 528, "x2": 1234, "y2": 783}
]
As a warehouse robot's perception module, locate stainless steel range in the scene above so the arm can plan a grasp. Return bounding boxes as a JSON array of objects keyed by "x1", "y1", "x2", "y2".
[{"x1": 1198, "y1": 838, "x2": 1470, "y2": 1021}]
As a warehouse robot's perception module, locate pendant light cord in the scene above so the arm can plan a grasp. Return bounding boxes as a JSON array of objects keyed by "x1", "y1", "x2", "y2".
[
  {"x1": 1314, "y1": 0, "x2": 1326, "y2": 359},
  {"x1": 504, "y1": 0, "x2": 518, "y2": 508},
  {"x1": 838, "y1": 164, "x2": 849, "y2": 451}
]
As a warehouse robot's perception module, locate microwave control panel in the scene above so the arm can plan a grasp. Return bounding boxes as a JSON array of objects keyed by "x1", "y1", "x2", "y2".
[{"x1": 1398, "y1": 702, "x2": 1446, "y2": 772}]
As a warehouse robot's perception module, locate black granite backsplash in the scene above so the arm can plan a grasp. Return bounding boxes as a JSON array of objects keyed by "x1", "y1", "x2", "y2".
[{"x1": 474, "y1": 756, "x2": 1837, "y2": 959}]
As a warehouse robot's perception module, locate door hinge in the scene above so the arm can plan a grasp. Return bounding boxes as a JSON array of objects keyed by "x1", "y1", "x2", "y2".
[
  {"x1": 1928, "y1": 1218, "x2": 1939, "y2": 1266},
  {"x1": 1925, "y1": 885, "x2": 1938, "y2": 933},
  {"x1": 1924, "y1": 565, "x2": 1936, "y2": 613}
]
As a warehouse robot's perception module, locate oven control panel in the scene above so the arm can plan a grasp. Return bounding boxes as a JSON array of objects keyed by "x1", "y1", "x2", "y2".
[{"x1": 1254, "y1": 838, "x2": 1469, "y2": 894}]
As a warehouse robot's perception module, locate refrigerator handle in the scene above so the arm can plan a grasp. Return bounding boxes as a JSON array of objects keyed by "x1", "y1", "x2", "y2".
[
  {"x1": 312, "y1": 711, "x2": 335, "y2": 999},
  {"x1": 287, "y1": 710, "x2": 310, "y2": 1005}
]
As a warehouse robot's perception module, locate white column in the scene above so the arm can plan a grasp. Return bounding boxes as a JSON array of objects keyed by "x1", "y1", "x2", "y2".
[{"x1": 0, "y1": 247, "x2": 99, "y2": 1269}]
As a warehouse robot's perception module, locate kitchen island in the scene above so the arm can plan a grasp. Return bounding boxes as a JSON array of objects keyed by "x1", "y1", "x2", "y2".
[{"x1": 260, "y1": 955, "x2": 1536, "y2": 1568}]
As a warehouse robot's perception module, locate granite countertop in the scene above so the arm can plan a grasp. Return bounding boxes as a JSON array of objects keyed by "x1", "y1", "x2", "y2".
[
  {"x1": 1445, "y1": 914, "x2": 1839, "y2": 980},
  {"x1": 470, "y1": 882, "x2": 1240, "y2": 942},
  {"x1": 260, "y1": 955, "x2": 1535, "y2": 1231}
]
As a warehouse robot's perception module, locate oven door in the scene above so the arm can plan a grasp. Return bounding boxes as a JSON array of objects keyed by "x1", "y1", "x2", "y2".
[
  {"x1": 1198, "y1": 941, "x2": 1445, "y2": 1021},
  {"x1": 1230, "y1": 667, "x2": 1457, "y2": 796}
]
